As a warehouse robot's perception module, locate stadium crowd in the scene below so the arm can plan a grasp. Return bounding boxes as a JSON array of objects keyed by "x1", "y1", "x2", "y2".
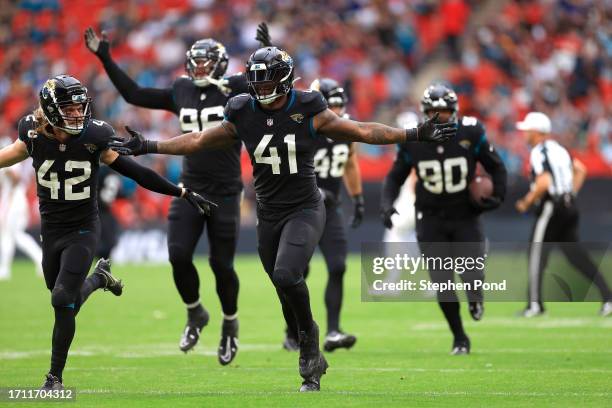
[{"x1": 0, "y1": 0, "x2": 610, "y2": 226}]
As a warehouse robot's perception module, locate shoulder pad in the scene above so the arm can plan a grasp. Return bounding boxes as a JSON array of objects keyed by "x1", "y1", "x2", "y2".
[
  {"x1": 227, "y1": 93, "x2": 251, "y2": 111},
  {"x1": 298, "y1": 89, "x2": 324, "y2": 103}
]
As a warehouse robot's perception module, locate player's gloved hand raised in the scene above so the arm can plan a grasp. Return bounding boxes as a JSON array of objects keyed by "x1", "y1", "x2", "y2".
[
  {"x1": 380, "y1": 207, "x2": 398, "y2": 229},
  {"x1": 318, "y1": 188, "x2": 337, "y2": 207},
  {"x1": 416, "y1": 112, "x2": 457, "y2": 143},
  {"x1": 472, "y1": 195, "x2": 503, "y2": 213},
  {"x1": 109, "y1": 126, "x2": 158, "y2": 156},
  {"x1": 255, "y1": 22, "x2": 272, "y2": 47},
  {"x1": 349, "y1": 194, "x2": 365, "y2": 228},
  {"x1": 182, "y1": 188, "x2": 218, "y2": 216},
  {"x1": 84, "y1": 27, "x2": 110, "y2": 59}
]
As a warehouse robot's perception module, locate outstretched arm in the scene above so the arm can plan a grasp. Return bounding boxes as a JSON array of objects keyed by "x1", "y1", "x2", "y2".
[
  {"x1": 313, "y1": 109, "x2": 456, "y2": 144},
  {"x1": 109, "y1": 122, "x2": 238, "y2": 156},
  {"x1": 85, "y1": 28, "x2": 175, "y2": 111},
  {"x1": 0, "y1": 140, "x2": 29, "y2": 169},
  {"x1": 100, "y1": 149, "x2": 216, "y2": 215}
]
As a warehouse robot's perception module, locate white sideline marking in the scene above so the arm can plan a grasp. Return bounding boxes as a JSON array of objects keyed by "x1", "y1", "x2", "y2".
[{"x1": 412, "y1": 318, "x2": 612, "y2": 331}]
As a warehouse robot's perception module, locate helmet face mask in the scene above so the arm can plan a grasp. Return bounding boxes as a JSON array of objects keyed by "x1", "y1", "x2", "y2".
[
  {"x1": 246, "y1": 47, "x2": 294, "y2": 105},
  {"x1": 40, "y1": 75, "x2": 92, "y2": 135},
  {"x1": 185, "y1": 39, "x2": 228, "y2": 87},
  {"x1": 420, "y1": 83, "x2": 458, "y2": 123}
]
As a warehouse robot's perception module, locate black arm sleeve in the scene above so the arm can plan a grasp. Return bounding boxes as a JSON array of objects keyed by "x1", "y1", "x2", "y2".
[
  {"x1": 381, "y1": 146, "x2": 413, "y2": 210},
  {"x1": 476, "y1": 139, "x2": 507, "y2": 200},
  {"x1": 98, "y1": 54, "x2": 176, "y2": 111},
  {"x1": 108, "y1": 155, "x2": 182, "y2": 197}
]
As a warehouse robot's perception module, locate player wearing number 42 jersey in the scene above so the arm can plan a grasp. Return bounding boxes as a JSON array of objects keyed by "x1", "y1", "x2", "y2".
[
  {"x1": 0, "y1": 75, "x2": 215, "y2": 391},
  {"x1": 109, "y1": 47, "x2": 457, "y2": 392},
  {"x1": 85, "y1": 23, "x2": 271, "y2": 364},
  {"x1": 381, "y1": 83, "x2": 507, "y2": 355},
  {"x1": 281, "y1": 78, "x2": 363, "y2": 353}
]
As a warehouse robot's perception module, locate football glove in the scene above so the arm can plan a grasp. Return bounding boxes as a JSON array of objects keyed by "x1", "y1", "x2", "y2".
[
  {"x1": 84, "y1": 27, "x2": 110, "y2": 59},
  {"x1": 380, "y1": 207, "x2": 398, "y2": 230},
  {"x1": 109, "y1": 126, "x2": 158, "y2": 156},
  {"x1": 183, "y1": 188, "x2": 217, "y2": 216},
  {"x1": 255, "y1": 22, "x2": 272, "y2": 47},
  {"x1": 349, "y1": 194, "x2": 365, "y2": 228},
  {"x1": 413, "y1": 112, "x2": 457, "y2": 143}
]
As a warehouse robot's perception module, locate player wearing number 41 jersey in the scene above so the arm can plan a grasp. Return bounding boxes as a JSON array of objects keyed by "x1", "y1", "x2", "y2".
[
  {"x1": 381, "y1": 83, "x2": 507, "y2": 355},
  {"x1": 85, "y1": 24, "x2": 271, "y2": 364},
  {"x1": 109, "y1": 47, "x2": 457, "y2": 392},
  {"x1": 0, "y1": 75, "x2": 215, "y2": 391}
]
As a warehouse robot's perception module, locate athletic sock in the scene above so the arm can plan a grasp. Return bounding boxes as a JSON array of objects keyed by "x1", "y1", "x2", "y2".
[
  {"x1": 281, "y1": 281, "x2": 314, "y2": 334},
  {"x1": 438, "y1": 301, "x2": 467, "y2": 341}
]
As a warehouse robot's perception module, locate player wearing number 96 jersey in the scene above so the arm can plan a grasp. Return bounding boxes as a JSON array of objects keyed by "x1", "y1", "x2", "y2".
[
  {"x1": 0, "y1": 75, "x2": 215, "y2": 391},
  {"x1": 109, "y1": 47, "x2": 458, "y2": 392},
  {"x1": 85, "y1": 25, "x2": 273, "y2": 363},
  {"x1": 381, "y1": 83, "x2": 507, "y2": 356}
]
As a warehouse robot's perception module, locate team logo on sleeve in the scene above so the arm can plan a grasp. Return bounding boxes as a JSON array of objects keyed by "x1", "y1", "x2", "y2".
[
  {"x1": 290, "y1": 113, "x2": 304, "y2": 124},
  {"x1": 84, "y1": 143, "x2": 98, "y2": 153}
]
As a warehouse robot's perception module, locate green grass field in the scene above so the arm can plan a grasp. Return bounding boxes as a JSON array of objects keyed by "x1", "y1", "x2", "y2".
[{"x1": 1, "y1": 255, "x2": 610, "y2": 407}]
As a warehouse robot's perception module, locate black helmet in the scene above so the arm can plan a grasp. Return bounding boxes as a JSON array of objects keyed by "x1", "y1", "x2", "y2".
[
  {"x1": 245, "y1": 47, "x2": 294, "y2": 105},
  {"x1": 39, "y1": 75, "x2": 91, "y2": 135},
  {"x1": 420, "y1": 83, "x2": 458, "y2": 121},
  {"x1": 310, "y1": 77, "x2": 347, "y2": 108},
  {"x1": 185, "y1": 39, "x2": 229, "y2": 87}
]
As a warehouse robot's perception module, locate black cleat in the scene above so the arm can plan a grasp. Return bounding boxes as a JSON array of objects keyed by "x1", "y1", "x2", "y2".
[
  {"x1": 218, "y1": 318, "x2": 239, "y2": 365},
  {"x1": 179, "y1": 306, "x2": 210, "y2": 353},
  {"x1": 451, "y1": 337, "x2": 471, "y2": 355},
  {"x1": 469, "y1": 301, "x2": 484, "y2": 321},
  {"x1": 298, "y1": 322, "x2": 329, "y2": 392},
  {"x1": 93, "y1": 258, "x2": 123, "y2": 296},
  {"x1": 323, "y1": 330, "x2": 357, "y2": 352},
  {"x1": 40, "y1": 373, "x2": 63, "y2": 391}
]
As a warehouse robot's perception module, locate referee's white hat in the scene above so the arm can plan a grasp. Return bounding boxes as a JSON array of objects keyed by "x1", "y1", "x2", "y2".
[{"x1": 516, "y1": 112, "x2": 551, "y2": 134}]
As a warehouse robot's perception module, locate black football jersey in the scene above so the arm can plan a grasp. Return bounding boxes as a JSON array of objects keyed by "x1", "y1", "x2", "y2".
[
  {"x1": 171, "y1": 74, "x2": 248, "y2": 195},
  {"x1": 18, "y1": 115, "x2": 113, "y2": 227},
  {"x1": 388, "y1": 116, "x2": 505, "y2": 216},
  {"x1": 224, "y1": 90, "x2": 328, "y2": 213},
  {"x1": 312, "y1": 114, "x2": 352, "y2": 197}
]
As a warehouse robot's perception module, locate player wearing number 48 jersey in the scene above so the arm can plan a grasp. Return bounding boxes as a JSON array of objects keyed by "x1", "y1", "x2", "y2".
[
  {"x1": 109, "y1": 47, "x2": 456, "y2": 391},
  {"x1": 281, "y1": 78, "x2": 362, "y2": 353},
  {"x1": 381, "y1": 83, "x2": 507, "y2": 355},
  {"x1": 0, "y1": 75, "x2": 215, "y2": 391},
  {"x1": 85, "y1": 23, "x2": 271, "y2": 364}
]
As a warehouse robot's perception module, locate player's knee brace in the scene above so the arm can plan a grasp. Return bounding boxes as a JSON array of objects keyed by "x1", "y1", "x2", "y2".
[
  {"x1": 168, "y1": 244, "x2": 192, "y2": 267},
  {"x1": 271, "y1": 267, "x2": 303, "y2": 289},
  {"x1": 51, "y1": 285, "x2": 77, "y2": 309}
]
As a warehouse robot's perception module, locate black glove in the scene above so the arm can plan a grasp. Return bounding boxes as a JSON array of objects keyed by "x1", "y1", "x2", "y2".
[
  {"x1": 349, "y1": 194, "x2": 365, "y2": 228},
  {"x1": 84, "y1": 27, "x2": 110, "y2": 59},
  {"x1": 413, "y1": 112, "x2": 457, "y2": 143},
  {"x1": 471, "y1": 195, "x2": 503, "y2": 213},
  {"x1": 183, "y1": 188, "x2": 218, "y2": 216},
  {"x1": 255, "y1": 22, "x2": 272, "y2": 47},
  {"x1": 380, "y1": 207, "x2": 398, "y2": 229},
  {"x1": 109, "y1": 126, "x2": 158, "y2": 156},
  {"x1": 318, "y1": 188, "x2": 337, "y2": 207}
]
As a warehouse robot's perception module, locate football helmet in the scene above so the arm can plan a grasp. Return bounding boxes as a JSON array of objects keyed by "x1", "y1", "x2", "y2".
[
  {"x1": 185, "y1": 39, "x2": 229, "y2": 87},
  {"x1": 310, "y1": 77, "x2": 347, "y2": 110},
  {"x1": 420, "y1": 83, "x2": 458, "y2": 122},
  {"x1": 39, "y1": 75, "x2": 91, "y2": 135},
  {"x1": 246, "y1": 47, "x2": 294, "y2": 105}
]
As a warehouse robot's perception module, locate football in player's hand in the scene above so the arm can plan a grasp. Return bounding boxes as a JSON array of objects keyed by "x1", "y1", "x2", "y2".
[{"x1": 469, "y1": 174, "x2": 494, "y2": 205}]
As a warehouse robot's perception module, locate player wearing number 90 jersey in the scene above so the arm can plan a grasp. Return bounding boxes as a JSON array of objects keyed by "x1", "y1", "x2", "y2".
[
  {"x1": 0, "y1": 75, "x2": 214, "y2": 391},
  {"x1": 381, "y1": 83, "x2": 507, "y2": 356}
]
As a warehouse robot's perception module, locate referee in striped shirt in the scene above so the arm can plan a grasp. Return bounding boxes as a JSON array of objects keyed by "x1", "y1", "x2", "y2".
[{"x1": 515, "y1": 112, "x2": 611, "y2": 317}]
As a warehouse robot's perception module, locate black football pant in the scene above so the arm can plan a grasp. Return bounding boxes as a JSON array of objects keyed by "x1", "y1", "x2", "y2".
[
  {"x1": 257, "y1": 200, "x2": 326, "y2": 338},
  {"x1": 299, "y1": 203, "x2": 348, "y2": 335},
  {"x1": 167, "y1": 192, "x2": 241, "y2": 315},
  {"x1": 416, "y1": 211, "x2": 485, "y2": 342},
  {"x1": 527, "y1": 197, "x2": 611, "y2": 308},
  {"x1": 41, "y1": 220, "x2": 104, "y2": 380}
]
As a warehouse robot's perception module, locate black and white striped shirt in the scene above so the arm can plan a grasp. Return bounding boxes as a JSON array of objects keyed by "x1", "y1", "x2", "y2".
[{"x1": 530, "y1": 140, "x2": 573, "y2": 198}]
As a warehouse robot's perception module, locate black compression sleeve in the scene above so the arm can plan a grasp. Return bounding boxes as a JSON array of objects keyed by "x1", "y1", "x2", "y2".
[
  {"x1": 108, "y1": 156, "x2": 182, "y2": 197},
  {"x1": 99, "y1": 54, "x2": 176, "y2": 111}
]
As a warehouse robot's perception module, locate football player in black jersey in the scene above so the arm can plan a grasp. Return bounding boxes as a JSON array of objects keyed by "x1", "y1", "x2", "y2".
[
  {"x1": 0, "y1": 75, "x2": 214, "y2": 390},
  {"x1": 381, "y1": 83, "x2": 507, "y2": 355},
  {"x1": 85, "y1": 24, "x2": 271, "y2": 363},
  {"x1": 281, "y1": 78, "x2": 363, "y2": 353},
  {"x1": 109, "y1": 47, "x2": 456, "y2": 391}
]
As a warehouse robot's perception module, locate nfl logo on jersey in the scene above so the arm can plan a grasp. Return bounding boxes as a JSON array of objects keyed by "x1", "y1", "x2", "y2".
[{"x1": 267, "y1": 118, "x2": 274, "y2": 126}]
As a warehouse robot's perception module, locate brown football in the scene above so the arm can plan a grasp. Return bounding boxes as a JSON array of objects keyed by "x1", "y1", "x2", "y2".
[{"x1": 469, "y1": 175, "x2": 493, "y2": 204}]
